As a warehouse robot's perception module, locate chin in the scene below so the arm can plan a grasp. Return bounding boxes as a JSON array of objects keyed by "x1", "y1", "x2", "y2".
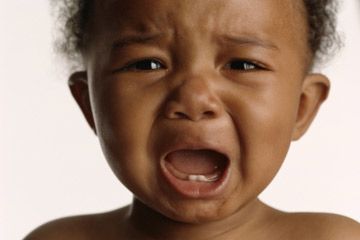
[{"x1": 156, "y1": 198, "x2": 234, "y2": 224}]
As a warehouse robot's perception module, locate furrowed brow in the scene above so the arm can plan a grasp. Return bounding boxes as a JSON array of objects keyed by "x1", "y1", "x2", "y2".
[
  {"x1": 219, "y1": 34, "x2": 280, "y2": 51},
  {"x1": 112, "y1": 33, "x2": 165, "y2": 50}
]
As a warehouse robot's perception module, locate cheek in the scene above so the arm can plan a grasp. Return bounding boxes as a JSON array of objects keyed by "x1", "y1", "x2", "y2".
[
  {"x1": 90, "y1": 78, "x2": 165, "y2": 195},
  {"x1": 228, "y1": 84, "x2": 300, "y2": 190}
]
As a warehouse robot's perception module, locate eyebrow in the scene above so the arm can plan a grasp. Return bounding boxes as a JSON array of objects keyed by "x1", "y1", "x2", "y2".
[
  {"x1": 219, "y1": 34, "x2": 280, "y2": 51},
  {"x1": 112, "y1": 33, "x2": 165, "y2": 50},
  {"x1": 111, "y1": 32, "x2": 279, "y2": 52}
]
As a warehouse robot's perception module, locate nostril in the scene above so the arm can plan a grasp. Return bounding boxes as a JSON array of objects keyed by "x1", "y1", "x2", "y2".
[
  {"x1": 174, "y1": 112, "x2": 189, "y2": 119},
  {"x1": 203, "y1": 111, "x2": 216, "y2": 118},
  {"x1": 171, "y1": 111, "x2": 216, "y2": 120}
]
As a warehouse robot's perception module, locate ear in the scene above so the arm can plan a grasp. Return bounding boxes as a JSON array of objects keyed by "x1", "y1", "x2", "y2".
[
  {"x1": 68, "y1": 71, "x2": 97, "y2": 135},
  {"x1": 292, "y1": 73, "x2": 330, "y2": 140}
]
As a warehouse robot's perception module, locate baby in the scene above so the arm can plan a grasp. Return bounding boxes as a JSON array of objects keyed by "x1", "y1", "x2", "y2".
[{"x1": 26, "y1": 0, "x2": 360, "y2": 239}]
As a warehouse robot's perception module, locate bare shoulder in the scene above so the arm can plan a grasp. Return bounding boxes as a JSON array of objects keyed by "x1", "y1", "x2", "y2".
[
  {"x1": 278, "y1": 211, "x2": 360, "y2": 240},
  {"x1": 23, "y1": 207, "x2": 129, "y2": 240},
  {"x1": 23, "y1": 215, "x2": 91, "y2": 240}
]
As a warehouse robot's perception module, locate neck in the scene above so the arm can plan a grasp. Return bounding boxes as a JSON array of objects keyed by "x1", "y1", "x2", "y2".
[{"x1": 125, "y1": 198, "x2": 271, "y2": 240}]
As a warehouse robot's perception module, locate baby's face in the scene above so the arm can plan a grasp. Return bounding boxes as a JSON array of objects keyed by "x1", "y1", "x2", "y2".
[{"x1": 73, "y1": 0, "x2": 328, "y2": 223}]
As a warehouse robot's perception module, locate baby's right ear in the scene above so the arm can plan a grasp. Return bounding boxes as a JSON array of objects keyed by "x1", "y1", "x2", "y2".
[{"x1": 68, "y1": 72, "x2": 97, "y2": 135}]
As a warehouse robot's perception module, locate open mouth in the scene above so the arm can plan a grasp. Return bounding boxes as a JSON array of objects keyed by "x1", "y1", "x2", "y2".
[
  {"x1": 165, "y1": 149, "x2": 228, "y2": 182},
  {"x1": 161, "y1": 149, "x2": 230, "y2": 198}
]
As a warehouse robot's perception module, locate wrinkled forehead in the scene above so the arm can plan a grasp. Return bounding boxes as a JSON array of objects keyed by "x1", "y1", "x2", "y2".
[
  {"x1": 91, "y1": 0, "x2": 306, "y2": 32},
  {"x1": 87, "y1": 0, "x2": 309, "y2": 64}
]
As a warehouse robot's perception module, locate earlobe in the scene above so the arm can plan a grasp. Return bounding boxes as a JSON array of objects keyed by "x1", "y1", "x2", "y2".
[
  {"x1": 292, "y1": 73, "x2": 330, "y2": 140},
  {"x1": 68, "y1": 71, "x2": 97, "y2": 135}
]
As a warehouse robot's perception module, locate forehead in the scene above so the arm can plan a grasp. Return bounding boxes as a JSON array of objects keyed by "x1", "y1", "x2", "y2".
[
  {"x1": 94, "y1": 0, "x2": 304, "y2": 32},
  {"x1": 88, "y1": 0, "x2": 309, "y2": 66}
]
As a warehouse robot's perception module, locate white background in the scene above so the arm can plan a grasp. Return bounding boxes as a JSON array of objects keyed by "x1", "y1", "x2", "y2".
[{"x1": 1, "y1": 0, "x2": 359, "y2": 239}]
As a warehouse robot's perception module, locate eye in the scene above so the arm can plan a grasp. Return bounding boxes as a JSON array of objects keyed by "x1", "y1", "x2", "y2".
[
  {"x1": 226, "y1": 59, "x2": 264, "y2": 71},
  {"x1": 121, "y1": 59, "x2": 165, "y2": 72}
]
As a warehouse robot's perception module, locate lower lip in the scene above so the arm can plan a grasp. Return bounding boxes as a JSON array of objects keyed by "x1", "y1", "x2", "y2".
[{"x1": 160, "y1": 159, "x2": 230, "y2": 199}]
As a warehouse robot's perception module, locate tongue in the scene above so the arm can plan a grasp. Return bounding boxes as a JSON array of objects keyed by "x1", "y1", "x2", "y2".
[{"x1": 165, "y1": 150, "x2": 225, "y2": 175}]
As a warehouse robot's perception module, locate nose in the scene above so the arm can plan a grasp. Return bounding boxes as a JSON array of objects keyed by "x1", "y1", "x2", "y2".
[{"x1": 164, "y1": 75, "x2": 223, "y2": 121}]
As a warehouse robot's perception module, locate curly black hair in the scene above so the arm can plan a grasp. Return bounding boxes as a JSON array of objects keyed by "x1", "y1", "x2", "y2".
[{"x1": 52, "y1": 0, "x2": 340, "y2": 69}]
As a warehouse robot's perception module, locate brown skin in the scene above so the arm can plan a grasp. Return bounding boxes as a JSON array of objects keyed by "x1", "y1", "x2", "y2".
[{"x1": 25, "y1": 0, "x2": 360, "y2": 239}]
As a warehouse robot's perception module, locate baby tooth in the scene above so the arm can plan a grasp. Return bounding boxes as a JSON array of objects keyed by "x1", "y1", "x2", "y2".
[
  {"x1": 188, "y1": 175, "x2": 199, "y2": 181},
  {"x1": 197, "y1": 175, "x2": 208, "y2": 181},
  {"x1": 188, "y1": 174, "x2": 218, "y2": 182}
]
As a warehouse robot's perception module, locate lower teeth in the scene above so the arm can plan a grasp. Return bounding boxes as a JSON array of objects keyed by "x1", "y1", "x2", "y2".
[
  {"x1": 188, "y1": 174, "x2": 219, "y2": 182},
  {"x1": 164, "y1": 161, "x2": 221, "y2": 182}
]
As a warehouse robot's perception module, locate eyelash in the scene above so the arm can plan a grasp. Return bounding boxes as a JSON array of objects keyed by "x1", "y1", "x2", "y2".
[
  {"x1": 120, "y1": 59, "x2": 165, "y2": 72},
  {"x1": 225, "y1": 59, "x2": 264, "y2": 71},
  {"x1": 118, "y1": 58, "x2": 264, "y2": 72}
]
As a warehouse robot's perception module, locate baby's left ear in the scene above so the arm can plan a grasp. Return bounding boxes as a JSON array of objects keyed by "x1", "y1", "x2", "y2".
[{"x1": 292, "y1": 74, "x2": 330, "y2": 140}]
